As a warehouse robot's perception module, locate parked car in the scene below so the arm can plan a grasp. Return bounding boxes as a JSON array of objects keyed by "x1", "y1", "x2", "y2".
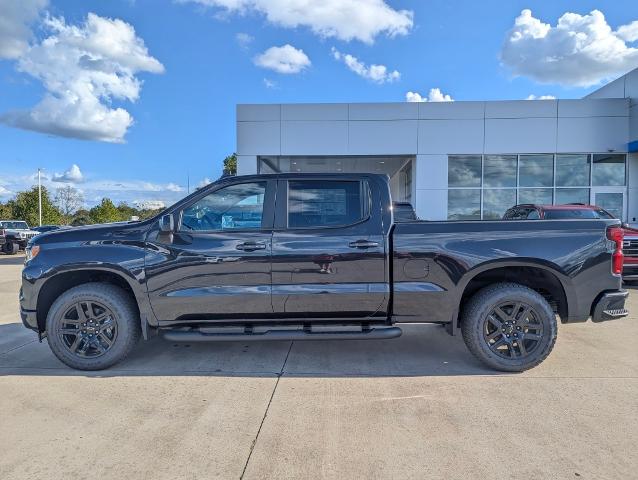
[
  {"x1": 32, "y1": 225, "x2": 62, "y2": 233},
  {"x1": 503, "y1": 204, "x2": 637, "y2": 281},
  {"x1": 392, "y1": 201, "x2": 417, "y2": 221},
  {"x1": 0, "y1": 220, "x2": 39, "y2": 254},
  {"x1": 20, "y1": 174, "x2": 628, "y2": 372}
]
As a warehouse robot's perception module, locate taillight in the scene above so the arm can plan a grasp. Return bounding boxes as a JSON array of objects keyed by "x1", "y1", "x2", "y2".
[{"x1": 606, "y1": 226, "x2": 624, "y2": 275}]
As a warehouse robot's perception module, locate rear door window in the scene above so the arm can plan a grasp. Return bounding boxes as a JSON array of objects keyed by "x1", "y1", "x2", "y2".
[{"x1": 287, "y1": 180, "x2": 368, "y2": 228}]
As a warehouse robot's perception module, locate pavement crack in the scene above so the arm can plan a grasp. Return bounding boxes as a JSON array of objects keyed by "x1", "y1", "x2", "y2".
[
  {"x1": 0, "y1": 338, "x2": 37, "y2": 357},
  {"x1": 239, "y1": 341, "x2": 293, "y2": 480}
]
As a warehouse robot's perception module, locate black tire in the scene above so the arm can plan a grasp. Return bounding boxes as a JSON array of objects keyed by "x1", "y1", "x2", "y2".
[
  {"x1": 3, "y1": 242, "x2": 18, "y2": 254},
  {"x1": 46, "y1": 284, "x2": 141, "y2": 370},
  {"x1": 461, "y1": 282, "x2": 557, "y2": 372}
]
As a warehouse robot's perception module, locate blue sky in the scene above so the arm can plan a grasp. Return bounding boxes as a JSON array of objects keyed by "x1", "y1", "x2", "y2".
[{"x1": 1, "y1": 0, "x2": 637, "y2": 208}]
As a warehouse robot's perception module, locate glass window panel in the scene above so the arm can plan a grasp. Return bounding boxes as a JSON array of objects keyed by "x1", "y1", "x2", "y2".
[
  {"x1": 555, "y1": 188, "x2": 590, "y2": 205},
  {"x1": 556, "y1": 154, "x2": 590, "y2": 186},
  {"x1": 518, "y1": 188, "x2": 553, "y2": 205},
  {"x1": 448, "y1": 155, "x2": 481, "y2": 187},
  {"x1": 484, "y1": 155, "x2": 517, "y2": 187},
  {"x1": 288, "y1": 180, "x2": 365, "y2": 228},
  {"x1": 593, "y1": 192, "x2": 623, "y2": 219},
  {"x1": 181, "y1": 182, "x2": 266, "y2": 231},
  {"x1": 448, "y1": 189, "x2": 481, "y2": 220},
  {"x1": 483, "y1": 189, "x2": 516, "y2": 219},
  {"x1": 592, "y1": 154, "x2": 626, "y2": 186},
  {"x1": 519, "y1": 154, "x2": 553, "y2": 187}
]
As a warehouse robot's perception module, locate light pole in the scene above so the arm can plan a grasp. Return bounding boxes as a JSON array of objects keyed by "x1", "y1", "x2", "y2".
[{"x1": 38, "y1": 168, "x2": 42, "y2": 226}]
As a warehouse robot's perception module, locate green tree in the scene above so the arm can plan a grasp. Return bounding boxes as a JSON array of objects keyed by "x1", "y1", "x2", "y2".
[
  {"x1": 89, "y1": 198, "x2": 120, "y2": 224},
  {"x1": 9, "y1": 186, "x2": 62, "y2": 226},
  {"x1": 71, "y1": 214, "x2": 91, "y2": 226},
  {"x1": 223, "y1": 153, "x2": 237, "y2": 175},
  {"x1": 0, "y1": 201, "x2": 11, "y2": 219},
  {"x1": 116, "y1": 202, "x2": 136, "y2": 221}
]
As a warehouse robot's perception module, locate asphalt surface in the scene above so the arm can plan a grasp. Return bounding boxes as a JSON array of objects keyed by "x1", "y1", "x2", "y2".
[{"x1": 1, "y1": 253, "x2": 637, "y2": 479}]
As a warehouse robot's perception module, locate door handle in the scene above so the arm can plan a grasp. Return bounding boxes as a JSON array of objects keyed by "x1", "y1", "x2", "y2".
[
  {"x1": 348, "y1": 240, "x2": 379, "y2": 249},
  {"x1": 236, "y1": 242, "x2": 267, "y2": 251}
]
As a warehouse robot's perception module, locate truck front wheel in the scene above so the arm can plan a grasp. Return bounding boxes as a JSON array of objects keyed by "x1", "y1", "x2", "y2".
[
  {"x1": 45, "y1": 284, "x2": 141, "y2": 370},
  {"x1": 461, "y1": 283, "x2": 557, "y2": 372},
  {"x1": 3, "y1": 242, "x2": 18, "y2": 254}
]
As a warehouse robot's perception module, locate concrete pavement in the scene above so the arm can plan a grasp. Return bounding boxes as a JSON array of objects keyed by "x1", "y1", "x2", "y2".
[{"x1": 1, "y1": 254, "x2": 637, "y2": 479}]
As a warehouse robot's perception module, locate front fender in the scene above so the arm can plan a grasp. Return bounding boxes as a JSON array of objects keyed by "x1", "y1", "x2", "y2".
[{"x1": 21, "y1": 240, "x2": 157, "y2": 332}]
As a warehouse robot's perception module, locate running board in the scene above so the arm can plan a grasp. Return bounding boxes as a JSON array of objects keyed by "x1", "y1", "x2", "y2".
[{"x1": 162, "y1": 327, "x2": 402, "y2": 342}]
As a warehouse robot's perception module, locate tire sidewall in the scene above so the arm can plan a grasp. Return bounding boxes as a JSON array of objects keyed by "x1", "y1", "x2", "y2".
[
  {"x1": 464, "y1": 286, "x2": 557, "y2": 371},
  {"x1": 46, "y1": 285, "x2": 138, "y2": 370}
]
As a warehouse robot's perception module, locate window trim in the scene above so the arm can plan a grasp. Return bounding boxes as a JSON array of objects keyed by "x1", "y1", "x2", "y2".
[
  {"x1": 177, "y1": 180, "x2": 275, "y2": 233},
  {"x1": 277, "y1": 178, "x2": 372, "y2": 231}
]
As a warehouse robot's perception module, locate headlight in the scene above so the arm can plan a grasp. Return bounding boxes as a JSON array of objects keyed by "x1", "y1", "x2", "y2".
[{"x1": 25, "y1": 245, "x2": 40, "y2": 262}]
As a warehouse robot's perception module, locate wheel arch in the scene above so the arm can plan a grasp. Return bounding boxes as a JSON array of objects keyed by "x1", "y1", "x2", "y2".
[
  {"x1": 455, "y1": 260, "x2": 571, "y2": 327},
  {"x1": 36, "y1": 267, "x2": 149, "y2": 333}
]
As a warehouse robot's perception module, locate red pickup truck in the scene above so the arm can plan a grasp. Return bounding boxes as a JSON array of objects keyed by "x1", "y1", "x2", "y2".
[{"x1": 503, "y1": 204, "x2": 638, "y2": 282}]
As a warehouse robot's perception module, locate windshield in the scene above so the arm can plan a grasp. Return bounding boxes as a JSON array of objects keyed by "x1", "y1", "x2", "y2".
[
  {"x1": 0, "y1": 221, "x2": 29, "y2": 229},
  {"x1": 544, "y1": 209, "x2": 614, "y2": 220}
]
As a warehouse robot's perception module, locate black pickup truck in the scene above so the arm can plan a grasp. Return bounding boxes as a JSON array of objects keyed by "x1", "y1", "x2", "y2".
[{"x1": 20, "y1": 173, "x2": 629, "y2": 372}]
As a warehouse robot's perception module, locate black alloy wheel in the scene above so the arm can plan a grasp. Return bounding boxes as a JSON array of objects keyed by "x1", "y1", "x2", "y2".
[
  {"x1": 57, "y1": 300, "x2": 118, "y2": 358},
  {"x1": 482, "y1": 301, "x2": 543, "y2": 359}
]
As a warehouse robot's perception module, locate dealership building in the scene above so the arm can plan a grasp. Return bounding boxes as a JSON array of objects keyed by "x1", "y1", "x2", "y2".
[{"x1": 236, "y1": 68, "x2": 638, "y2": 225}]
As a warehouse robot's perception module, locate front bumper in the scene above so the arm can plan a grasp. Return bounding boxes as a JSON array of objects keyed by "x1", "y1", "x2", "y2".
[
  {"x1": 20, "y1": 306, "x2": 38, "y2": 331},
  {"x1": 592, "y1": 290, "x2": 629, "y2": 322},
  {"x1": 623, "y1": 264, "x2": 638, "y2": 280}
]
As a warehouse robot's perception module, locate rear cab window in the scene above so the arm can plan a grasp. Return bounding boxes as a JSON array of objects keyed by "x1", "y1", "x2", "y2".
[{"x1": 287, "y1": 180, "x2": 369, "y2": 228}]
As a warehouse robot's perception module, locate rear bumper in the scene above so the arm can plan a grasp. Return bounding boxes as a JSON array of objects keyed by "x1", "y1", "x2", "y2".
[{"x1": 591, "y1": 290, "x2": 629, "y2": 322}]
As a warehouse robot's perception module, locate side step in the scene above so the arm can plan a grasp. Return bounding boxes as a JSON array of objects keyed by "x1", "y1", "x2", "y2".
[{"x1": 162, "y1": 326, "x2": 402, "y2": 342}]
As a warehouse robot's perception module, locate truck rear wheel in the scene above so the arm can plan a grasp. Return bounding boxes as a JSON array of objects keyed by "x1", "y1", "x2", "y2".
[
  {"x1": 45, "y1": 284, "x2": 141, "y2": 370},
  {"x1": 461, "y1": 283, "x2": 557, "y2": 372}
]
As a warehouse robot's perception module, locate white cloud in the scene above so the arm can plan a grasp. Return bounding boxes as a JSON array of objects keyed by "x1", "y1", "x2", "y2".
[
  {"x1": 254, "y1": 44, "x2": 310, "y2": 74},
  {"x1": 0, "y1": 0, "x2": 48, "y2": 59},
  {"x1": 526, "y1": 94, "x2": 556, "y2": 100},
  {"x1": 179, "y1": 0, "x2": 413, "y2": 44},
  {"x1": 331, "y1": 48, "x2": 399, "y2": 84},
  {"x1": 134, "y1": 200, "x2": 166, "y2": 210},
  {"x1": 405, "y1": 88, "x2": 454, "y2": 102},
  {"x1": 263, "y1": 78, "x2": 277, "y2": 88},
  {"x1": 0, "y1": 185, "x2": 13, "y2": 198},
  {"x1": 235, "y1": 32, "x2": 253, "y2": 49},
  {"x1": 166, "y1": 182, "x2": 184, "y2": 192},
  {"x1": 0, "y1": 12, "x2": 164, "y2": 142},
  {"x1": 501, "y1": 9, "x2": 638, "y2": 87},
  {"x1": 617, "y1": 20, "x2": 638, "y2": 43},
  {"x1": 0, "y1": 170, "x2": 186, "y2": 207},
  {"x1": 52, "y1": 164, "x2": 84, "y2": 183},
  {"x1": 197, "y1": 177, "x2": 212, "y2": 188}
]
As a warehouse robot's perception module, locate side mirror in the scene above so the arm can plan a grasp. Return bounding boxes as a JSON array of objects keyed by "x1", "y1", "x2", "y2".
[{"x1": 159, "y1": 214, "x2": 174, "y2": 233}]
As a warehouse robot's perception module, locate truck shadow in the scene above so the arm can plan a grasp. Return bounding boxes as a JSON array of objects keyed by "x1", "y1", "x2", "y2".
[
  {"x1": 0, "y1": 255, "x2": 25, "y2": 266},
  {"x1": 0, "y1": 323, "x2": 502, "y2": 378}
]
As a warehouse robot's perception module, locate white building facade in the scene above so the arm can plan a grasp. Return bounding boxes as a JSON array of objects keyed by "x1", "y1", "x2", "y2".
[{"x1": 236, "y1": 69, "x2": 638, "y2": 225}]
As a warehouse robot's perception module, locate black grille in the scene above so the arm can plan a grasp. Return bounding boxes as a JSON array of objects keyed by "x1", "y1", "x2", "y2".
[{"x1": 624, "y1": 239, "x2": 638, "y2": 257}]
